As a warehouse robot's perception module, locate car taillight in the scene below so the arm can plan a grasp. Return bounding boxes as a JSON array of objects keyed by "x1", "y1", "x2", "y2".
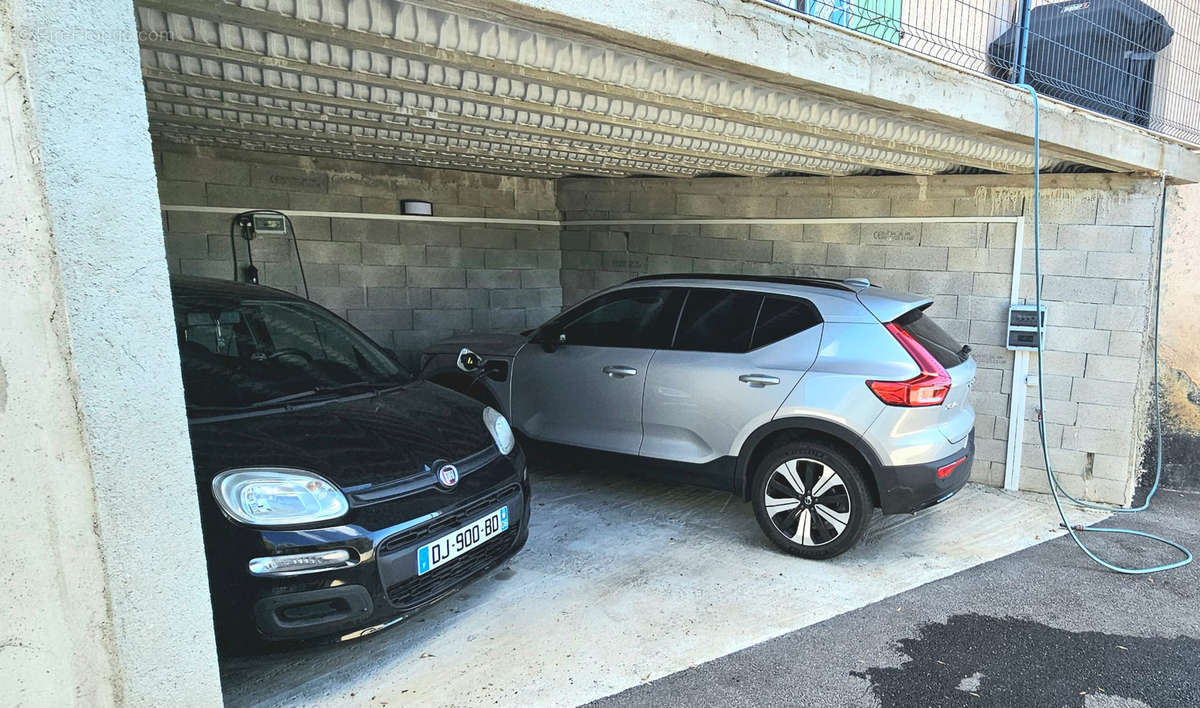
[
  {"x1": 866, "y1": 322, "x2": 951, "y2": 407},
  {"x1": 937, "y1": 457, "x2": 967, "y2": 479}
]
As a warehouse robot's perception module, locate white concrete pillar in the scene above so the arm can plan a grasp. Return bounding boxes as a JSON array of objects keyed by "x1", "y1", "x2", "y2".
[{"x1": 0, "y1": 0, "x2": 222, "y2": 704}]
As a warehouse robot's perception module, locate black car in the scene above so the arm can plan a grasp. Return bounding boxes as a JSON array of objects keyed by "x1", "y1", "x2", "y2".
[{"x1": 172, "y1": 276, "x2": 530, "y2": 647}]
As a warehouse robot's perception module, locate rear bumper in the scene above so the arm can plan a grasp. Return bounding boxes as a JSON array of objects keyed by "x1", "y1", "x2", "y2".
[{"x1": 876, "y1": 430, "x2": 974, "y2": 515}]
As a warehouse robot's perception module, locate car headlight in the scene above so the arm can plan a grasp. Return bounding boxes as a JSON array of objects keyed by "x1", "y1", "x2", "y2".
[
  {"x1": 483, "y1": 406, "x2": 515, "y2": 455},
  {"x1": 212, "y1": 468, "x2": 349, "y2": 527}
]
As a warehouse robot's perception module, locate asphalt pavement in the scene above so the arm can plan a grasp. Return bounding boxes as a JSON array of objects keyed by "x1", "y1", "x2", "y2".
[{"x1": 590, "y1": 489, "x2": 1200, "y2": 708}]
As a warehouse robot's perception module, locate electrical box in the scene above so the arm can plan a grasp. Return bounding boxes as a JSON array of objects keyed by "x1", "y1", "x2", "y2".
[
  {"x1": 1006, "y1": 304, "x2": 1046, "y2": 351},
  {"x1": 252, "y1": 212, "x2": 288, "y2": 235}
]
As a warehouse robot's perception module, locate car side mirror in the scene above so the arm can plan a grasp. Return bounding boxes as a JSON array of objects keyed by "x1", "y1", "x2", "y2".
[{"x1": 535, "y1": 330, "x2": 565, "y2": 353}]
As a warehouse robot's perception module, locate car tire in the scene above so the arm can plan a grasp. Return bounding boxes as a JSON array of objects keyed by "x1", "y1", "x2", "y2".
[{"x1": 751, "y1": 441, "x2": 873, "y2": 560}]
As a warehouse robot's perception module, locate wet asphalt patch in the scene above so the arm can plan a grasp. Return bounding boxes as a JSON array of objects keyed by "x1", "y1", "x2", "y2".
[{"x1": 853, "y1": 613, "x2": 1200, "y2": 707}]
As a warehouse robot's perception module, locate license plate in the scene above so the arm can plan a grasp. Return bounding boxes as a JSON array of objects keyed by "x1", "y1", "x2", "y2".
[{"x1": 416, "y1": 506, "x2": 509, "y2": 576}]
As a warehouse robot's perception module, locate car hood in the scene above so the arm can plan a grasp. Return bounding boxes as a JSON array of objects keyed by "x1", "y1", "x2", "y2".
[
  {"x1": 186, "y1": 380, "x2": 495, "y2": 489},
  {"x1": 426, "y1": 331, "x2": 529, "y2": 358}
]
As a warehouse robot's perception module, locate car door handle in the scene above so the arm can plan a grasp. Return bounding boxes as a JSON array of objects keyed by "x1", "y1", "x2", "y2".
[
  {"x1": 603, "y1": 365, "x2": 638, "y2": 378},
  {"x1": 739, "y1": 373, "x2": 780, "y2": 387}
]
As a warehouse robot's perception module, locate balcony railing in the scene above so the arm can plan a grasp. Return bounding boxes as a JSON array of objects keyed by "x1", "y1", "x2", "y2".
[{"x1": 765, "y1": 0, "x2": 1200, "y2": 145}]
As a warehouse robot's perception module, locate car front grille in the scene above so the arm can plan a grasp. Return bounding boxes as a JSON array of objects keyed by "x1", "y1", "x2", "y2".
[
  {"x1": 384, "y1": 527, "x2": 520, "y2": 610},
  {"x1": 377, "y1": 483, "x2": 522, "y2": 556}
]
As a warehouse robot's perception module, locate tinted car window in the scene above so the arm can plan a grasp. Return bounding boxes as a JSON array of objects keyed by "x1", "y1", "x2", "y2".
[
  {"x1": 752, "y1": 296, "x2": 822, "y2": 349},
  {"x1": 673, "y1": 289, "x2": 764, "y2": 353},
  {"x1": 895, "y1": 308, "x2": 968, "y2": 369},
  {"x1": 175, "y1": 296, "x2": 408, "y2": 409},
  {"x1": 553, "y1": 288, "x2": 684, "y2": 349}
]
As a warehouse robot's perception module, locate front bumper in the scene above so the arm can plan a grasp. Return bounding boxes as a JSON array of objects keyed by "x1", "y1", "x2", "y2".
[
  {"x1": 876, "y1": 430, "x2": 974, "y2": 515},
  {"x1": 205, "y1": 448, "x2": 530, "y2": 646}
]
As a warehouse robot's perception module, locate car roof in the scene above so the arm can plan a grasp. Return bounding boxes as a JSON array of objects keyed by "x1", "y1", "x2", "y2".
[
  {"x1": 624, "y1": 273, "x2": 864, "y2": 293},
  {"x1": 169, "y1": 275, "x2": 303, "y2": 301}
]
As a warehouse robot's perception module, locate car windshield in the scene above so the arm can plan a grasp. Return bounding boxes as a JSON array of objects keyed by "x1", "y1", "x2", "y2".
[{"x1": 174, "y1": 294, "x2": 410, "y2": 411}]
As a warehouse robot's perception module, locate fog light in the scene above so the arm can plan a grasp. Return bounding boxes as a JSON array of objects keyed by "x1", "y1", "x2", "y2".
[
  {"x1": 248, "y1": 549, "x2": 354, "y2": 577},
  {"x1": 937, "y1": 457, "x2": 967, "y2": 480}
]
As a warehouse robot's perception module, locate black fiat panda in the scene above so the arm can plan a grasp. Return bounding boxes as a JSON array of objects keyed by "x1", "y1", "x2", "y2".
[{"x1": 172, "y1": 276, "x2": 529, "y2": 647}]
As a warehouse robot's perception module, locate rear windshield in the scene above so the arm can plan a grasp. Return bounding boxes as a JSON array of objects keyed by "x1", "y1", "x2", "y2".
[{"x1": 895, "y1": 308, "x2": 969, "y2": 369}]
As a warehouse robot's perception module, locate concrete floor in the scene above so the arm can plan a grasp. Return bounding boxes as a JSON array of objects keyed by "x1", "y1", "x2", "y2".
[{"x1": 220, "y1": 461, "x2": 1107, "y2": 707}]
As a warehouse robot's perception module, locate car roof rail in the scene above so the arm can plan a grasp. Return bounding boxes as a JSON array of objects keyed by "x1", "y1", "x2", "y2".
[{"x1": 623, "y1": 273, "x2": 862, "y2": 293}]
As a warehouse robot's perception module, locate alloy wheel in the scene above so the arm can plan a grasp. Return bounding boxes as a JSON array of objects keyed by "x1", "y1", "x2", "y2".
[{"x1": 763, "y1": 458, "x2": 852, "y2": 547}]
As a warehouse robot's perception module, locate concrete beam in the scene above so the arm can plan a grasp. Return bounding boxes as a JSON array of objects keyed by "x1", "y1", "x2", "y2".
[
  {"x1": 2, "y1": 0, "x2": 222, "y2": 704},
  {"x1": 477, "y1": 0, "x2": 1200, "y2": 182}
]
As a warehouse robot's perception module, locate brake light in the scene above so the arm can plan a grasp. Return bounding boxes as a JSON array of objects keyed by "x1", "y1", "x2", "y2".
[
  {"x1": 866, "y1": 322, "x2": 951, "y2": 407},
  {"x1": 937, "y1": 457, "x2": 967, "y2": 479}
]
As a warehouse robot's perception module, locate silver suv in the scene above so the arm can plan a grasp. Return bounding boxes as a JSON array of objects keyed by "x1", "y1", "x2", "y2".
[{"x1": 420, "y1": 275, "x2": 976, "y2": 559}]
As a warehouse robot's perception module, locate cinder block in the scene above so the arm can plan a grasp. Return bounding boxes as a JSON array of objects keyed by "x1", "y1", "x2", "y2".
[
  {"x1": 165, "y1": 233, "x2": 209, "y2": 261},
  {"x1": 485, "y1": 250, "x2": 541, "y2": 269},
  {"x1": 308, "y1": 285, "x2": 366, "y2": 312},
  {"x1": 251, "y1": 164, "x2": 329, "y2": 194},
  {"x1": 750, "y1": 224, "x2": 804, "y2": 242},
  {"x1": 415, "y1": 309, "x2": 472, "y2": 331},
  {"x1": 168, "y1": 210, "x2": 231, "y2": 234},
  {"x1": 948, "y1": 248, "x2": 989, "y2": 273},
  {"x1": 426, "y1": 247, "x2": 485, "y2": 268},
  {"x1": 1083, "y1": 354, "x2": 1141, "y2": 383},
  {"x1": 1024, "y1": 420, "x2": 1063, "y2": 448},
  {"x1": 1035, "y1": 351, "x2": 1087, "y2": 378},
  {"x1": 1096, "y1": 193, "x2": 1159, "y2": 226},
  {"x1": 1108, "y1": 330, "x2": 1144, "y2": 357},
  {"x1": 299, "y1": 241, "x2": 362, "y2": 265},
  {"x1": 673, "y1": 236, "x2": 771, "y2": 262},
  {"x1": 1029, "y1": 399, "x2": 1078, "y2": 426},
  {"x1": 628, "y1": 232, "x2": 674, "y2": 255},
  {"x1": 158, "y1": 180, "x2": 207, "y2": 205},
  {"x1": 921, "y1": 223, "x2": 986, "y2": 247},
  {"x1": 1041, "y1": 276, "x2": 1115, "y2": 304},
  {"x1": 1094, "y1": 305, "x2": 1147, "y2": 333},
  {"x1": 431, "y1": 288, "x2": 489, "y2": 310},
  {"x1": 676, "y1": 194, "x2": 776, "y2": 217},
  {"x1": 700, "y1": 224, "x2": 750, "y2": 240},
  {"x1": 525, "y1": 307, "x2": 561, "y2": 327},
  {"x1": 986, "y1": 223, "x2": 1017, "y2": 248},
  {"x1": 1091, "y1": 453, "x2": 1132, "y2": 481},
  {"x1": 831, "y1": 198, "x2": 890, "y2": 218},
  {"x1": 305, "y1": 193, "x2": 364, "y2": 212},
  {"x1": 1086, "y1": 252, "x2": 1150, "y2": 280},
  {"x1": 179, "y1": 259, "x2": 231, "y2": 279},
  {"x1": 461, "y1": 228, "x2": 518, "y2": 250},
  {"x1": 336, "y1": 265, "x2": 364, "y2": 287},
  {"x1": 603, "y1": 252, "x2": 647, "y2": 271},
  {"x1": 846, "y1": 267, "x2": 908, "y2": 291},
  {"x1": 397, "y1": 223, "x2": 461, "y2": 247},
  {"x1": 961, "y1": 295, "x2": 1009, "y2": 322},
  {"x1": 908, "y1": 271, "x2": 973, "y2": 297},
  {"x1": 520, "y1": 269, "x2": 560, "y2": 288},
  {"x1": 362, "y1": 244, "x2": 425, "y2": 266},
  {"x1": 289, "y1": 216, "x2": 332, "y2": 241},
  {"x1": 336, "y1": 218, "x2": 399, "y2": 244},
  {"x1": 563, "y1": 250, "x2": 602, "y2": 270},
  {"x1": 517, "y1": 230, "x2": 560, "y2": 250},
  {"x1": 348, "y1": 309, "x2": 413, "y2": 331},
  {"x1": 161, "y1": 151, "x2": 250, "y2": 185},
  {"x1": 538, "y1": 251, "x2": 562, "y2": 269},
  {"x1": 862, "y1": 224, "x2": 919, "y2": 247},
  {"x1": 1075, "y1": 402, "x2": 1135, "y2": 433},
  {"x1": 1057, "y1": 225, "x2": 1133, "y2": 252},
  {"x1": 886, "y1": 246, "x2": 948, "y2": 271},
  {"x1": 1044, "y1": 326, "x2": 1110, "y2": 354},
  {"x1": 1023, "y1": 250, "x2": 1086, "y2": 276},
  {"x1": 804, "y1": 223, "x2": 862, "y2": 244},
  {"x1": 1027, "y1": 373, "x2": 1073, "y2": 401},
  {"x1": 975, "y1": 437, "x2": 1007, "y2": 464},
  {"x1": 589, "y1": 231, "x2": 629, "y2": 252},
  {"x1": 1038, "y1": 196, "x2": 1097, "y2": 224},
  {"x1": 406, "y1": 267, "x2": 465, "y2": 288},
  {"x1": 359, "y1": 265, "x2": 406, "y2": 288},
  {"x1": 774, "y1": 242, "x2": 828, "y2": 266},
  {"x1": 467, "y1": 269, "x2": 521, "y2": 289},
  {"x1": 826, "y1": 244, "x2": 885, "y2": 268},
  {"x1": 628, "y1": 191, "x2": 677, "y2": 215},
  {"x1": 490, "y1": 289, "x2": 542, "y2": 309},
  {"x1": 1114, "y1": 280, "x2": 1149, "y2": 306},
  {"x1": 1072, "y1": 378, "x2": 1136, "y2": 405},
  {"x1": 968, "y1": 320, "x2": 1007, "y2": 347},
  {"x1": 367, "y1": 287, "x2": 420, "y2": 309},
  {"x1": 890, "y1": 198, "x2": 957, "y2": 217},
  {"x1": 207, "y1": 184, "x2": 290, "y2": 209},
  {"x1": 973, "y1": 368, "x2": 1004, "y2": 393},
  {"x1": 972, "y1": 272, "x2": 1017, "y2": 298},
  {"x1": 1062, "y1": 426, "x2": 1132, "y2": 458},
  {"x1": 971, "y1": 390, "x2": 1010, "y2": 417}
]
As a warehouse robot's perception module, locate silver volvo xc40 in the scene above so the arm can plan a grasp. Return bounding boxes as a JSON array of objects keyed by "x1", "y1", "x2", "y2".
[{"x1": 421, "y1": 275, "x2": 976, "y2": 559}]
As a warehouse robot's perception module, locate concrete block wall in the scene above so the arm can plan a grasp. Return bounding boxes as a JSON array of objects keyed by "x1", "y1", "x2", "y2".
[
  {"x1": 156, "y1": 144, "x2": 561, "y2": 367},
  {"x1": 558, "y1": 174, "x2": 1162, "y2": 505}
]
